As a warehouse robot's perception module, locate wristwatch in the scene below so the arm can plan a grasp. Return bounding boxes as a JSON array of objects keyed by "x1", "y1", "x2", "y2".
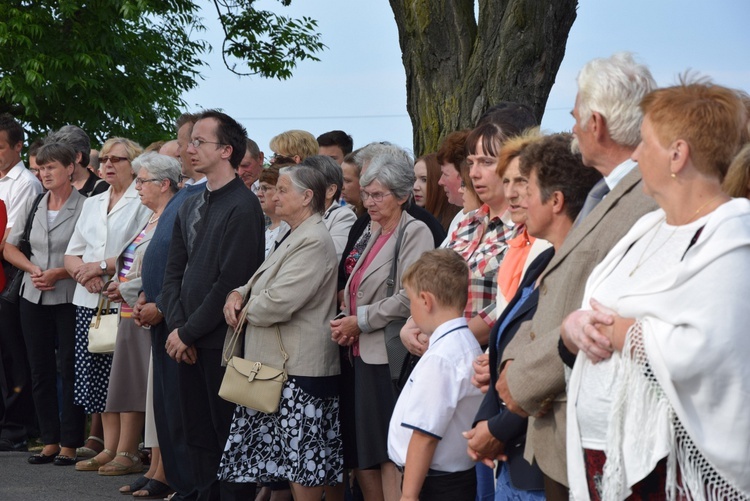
[{"x1": 99, "y1": 260, "x2": 107, "y2": 275}]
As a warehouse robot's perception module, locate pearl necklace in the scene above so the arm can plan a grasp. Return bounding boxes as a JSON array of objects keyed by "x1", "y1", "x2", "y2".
[
  {"x1": 148, "y1": 214, "x2": 161, "y2": 225},
  {"x1": 629, "y1": 194, "x2": 722, "y2": 277}
]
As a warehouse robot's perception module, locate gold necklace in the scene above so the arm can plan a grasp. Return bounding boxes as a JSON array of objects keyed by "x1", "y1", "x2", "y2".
[{"x1": 629, "y1": 194, "x2": 721, "y2": 277}]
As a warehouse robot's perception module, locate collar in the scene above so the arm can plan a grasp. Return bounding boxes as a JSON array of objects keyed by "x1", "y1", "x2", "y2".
[
  {"x1": 604, "y1": 158, "x2": 637, "y2": 192},
  {"x1": 0, "y1": 160, "x2": 26, "y2": 180},
  {"x1": 203, "y1": 176, "x2": 242, "y2": 200},
  {"x1": 429, "y1": 317, "x2": 469, "y2": 348}
]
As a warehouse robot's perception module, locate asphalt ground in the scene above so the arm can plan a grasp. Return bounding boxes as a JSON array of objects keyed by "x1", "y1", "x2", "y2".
[{"x1": 0, "y1": 451, "x2": 149, "y2": 500}]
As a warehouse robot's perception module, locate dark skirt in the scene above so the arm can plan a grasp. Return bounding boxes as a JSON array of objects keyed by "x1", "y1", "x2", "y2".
[
  {"x1": 218, "y1": 377, "x2": 343, "y2": 487},
  {"x1": 353, "y1": 357, "x2": 396, "y2": 469},
  {"x1": 73, "y1": 306, "x2": 115, "y2": 414}
]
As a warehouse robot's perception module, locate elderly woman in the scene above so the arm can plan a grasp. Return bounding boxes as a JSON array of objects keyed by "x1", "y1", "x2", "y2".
[
  {"x1": 312, "y1": 155, "x2": 357, "y2": 262},
  {"x1": 413, "y1": 153, "x2": 460, "y2": 232},
  {"x1": 562, "y1": 81, "x2": 750, "y2": 499},
  {"x1": 3, "y1": 143, "x2": 86, "y2": 465},
  {"x1": 257, "y1": 164, "x2": 291, "y2": 258},
  {"x1": 331, "y1": 148, "x2": 434, "y2": 501},
  {"x1": 75, "y1": 155, "x2": 179, "y2": 492},
  {"x1": 64, "y1": 138, "x2": 151, "y2": 462},
  {"x1": 219, "y1": 165, "x2": 342, "y2": 500},
  {"x1": 269, "y1": 129, "x2": 319, "y2": 164}
]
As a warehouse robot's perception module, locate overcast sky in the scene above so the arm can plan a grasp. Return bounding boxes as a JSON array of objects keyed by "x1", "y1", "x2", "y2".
[{"x1": 182, "y1": 0, "x2": 750, "y2": 157}]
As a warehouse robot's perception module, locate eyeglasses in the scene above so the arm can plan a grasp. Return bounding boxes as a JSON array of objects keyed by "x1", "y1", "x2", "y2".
[
  {"x1": 270, "y1": 153, "x2": 296, "y2": 165},
  {"x1": 135, "y1": 177, "x2": 161, "y2": 187},
  {"x1": 259, "y1": 185, "x2": 276, "y2": 193},
  {"x1": 188, "y1": 139, "x2": 226, "y2": 149},
  {"x1": 360, "y1": 190, "x2": 393, "y2": 203},
  {"x1": 100, "y1": 155, "x2": 129, "y2": 164}
]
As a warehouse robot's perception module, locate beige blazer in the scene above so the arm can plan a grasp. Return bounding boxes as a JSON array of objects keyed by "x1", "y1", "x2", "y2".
[
  {"x1": 7, "y1": 190, "x2": 85, "y2": 305},
  {"x1": 229, "y1": 214, "x2": 340, "y2": 378},
  {"x1": 344, "y1": 210, "x2": 435, "y2": 365},
  {"x1": 501, "y1": 167, "x2": 659, "y2": 486}
]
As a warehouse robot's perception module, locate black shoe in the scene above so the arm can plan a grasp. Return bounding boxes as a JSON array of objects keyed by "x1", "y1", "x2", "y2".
[
  {"x1": 0, "y1": 439, "x2": 28, "y2": 452},
  {"x1": 28, "y1": 452, "x2": 57, "y2": 464},
  {"x1": 53, "y1": 454, "x2": 77, "y2": 466}
]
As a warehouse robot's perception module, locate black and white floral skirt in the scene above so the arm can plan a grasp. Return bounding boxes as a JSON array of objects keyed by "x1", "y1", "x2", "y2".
[{"x1": 217, "y1": 377, "x2": 343, "y2": 487}]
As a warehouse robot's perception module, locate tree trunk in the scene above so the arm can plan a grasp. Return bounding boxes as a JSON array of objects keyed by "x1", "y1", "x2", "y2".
[{"x1": 389, "y1": 0, "x2": 578, "y2": 154}]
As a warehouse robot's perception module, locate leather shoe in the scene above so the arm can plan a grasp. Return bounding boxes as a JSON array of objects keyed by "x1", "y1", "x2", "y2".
[
  {"x1": 54, "y1": 454, "x2": 77, "y2": 466},
  {"x1": 0, "y1": 439, "x2": 28, "y2": 452},
  {"x1": 28, "y1": 452, "x2": 58, "y2": 464}
]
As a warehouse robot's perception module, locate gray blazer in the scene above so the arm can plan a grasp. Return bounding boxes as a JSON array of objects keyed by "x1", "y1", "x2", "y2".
[
  {"x1": 501, "y1": 167, "x2": 658, "y2": 485},
  {"x1": 7, "y1": 190, "x2": 85, "y2": 305},
  {"x1": 344, "y1": 210, "x2": 435, "y2": 365},
  {"x1": 228, "y1": 214, "x2": 341, "y2": 378}
]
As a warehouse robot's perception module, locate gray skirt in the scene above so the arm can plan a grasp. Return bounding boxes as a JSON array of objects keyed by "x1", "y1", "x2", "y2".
[{"x1": 104, "y1": 316, "x2": 151, "y2": 413}]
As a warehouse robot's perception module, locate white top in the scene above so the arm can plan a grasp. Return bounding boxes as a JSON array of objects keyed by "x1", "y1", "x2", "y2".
[
  {"x1": 567, "y1": 198, "x2": 750, "y2": 499},
  {"x1": 0, "y1": 161, "x2": 43, "y2": 228},
  {"x1": 388, "y1": 317, "x2": 483, "y2": 473},
  {"x1": 440, "y1": 209, "x2": 467, "y2": 248},
  {"x1": 65, "y1": 182, "x2": 152, "y2": 308},
  {"x1": 576, "y1": 213, "x2": 710, "y2": 450},
  {"x1": 322, "y1": 203, "x2": 356, "y2": 262},
  {"x1": 264, "y1": 221, "x2": 290, "y2": 258}
]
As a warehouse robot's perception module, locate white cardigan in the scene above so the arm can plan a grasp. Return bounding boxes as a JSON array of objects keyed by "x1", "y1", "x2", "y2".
[{"x1": 567, "y1": 198, "x2": 750, "y2": 499}]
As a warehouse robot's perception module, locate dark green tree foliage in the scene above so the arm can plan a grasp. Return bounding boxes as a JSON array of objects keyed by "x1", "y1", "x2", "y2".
[
  {"x1": 0, "y1": 0, "x2": 325, "y2": 145},
  {"x1": 0, "y1": 0, "x2": 207, "y2": 144}
]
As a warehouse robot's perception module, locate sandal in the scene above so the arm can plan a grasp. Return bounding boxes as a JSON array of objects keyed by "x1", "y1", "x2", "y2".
[
  {"x1": 132, "y1": 478, "x2": 174, "y2": 499},
  {"x1": 120, "y1": 475, "x2": 151, "y2": 494},
  {"x1": 75, "y1": 448, "x2": 115, "y2": 471},
  {"x1": 98, "y1": 451, "x2": 144, "y2": 476},
  {"x1": 76, "y1": 435, "x2": 104, "y2": 459}
]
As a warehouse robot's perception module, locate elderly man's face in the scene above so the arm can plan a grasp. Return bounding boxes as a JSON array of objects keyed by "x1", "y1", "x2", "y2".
[
  {"x1": 570, "y1": 94, "x2": 596, "y2": 167},
  {"x1": 238, "y1": 151, "x2": 263, "y2": 189}
]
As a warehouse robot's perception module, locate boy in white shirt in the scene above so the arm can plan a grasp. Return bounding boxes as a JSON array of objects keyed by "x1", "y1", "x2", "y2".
[{"x1": 388, "y1": 249, "x2": 484, "y2": 501}]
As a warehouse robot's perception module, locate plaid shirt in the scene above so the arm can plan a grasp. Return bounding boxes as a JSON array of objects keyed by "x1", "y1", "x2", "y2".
[{"x1": 447, "y1": 204, "x2": 516, "y2": 326}]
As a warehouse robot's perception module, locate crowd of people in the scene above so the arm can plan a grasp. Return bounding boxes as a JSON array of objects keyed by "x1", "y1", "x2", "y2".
[{"x1": 0, "y1": 51, "x2": 749, "y2": 501}]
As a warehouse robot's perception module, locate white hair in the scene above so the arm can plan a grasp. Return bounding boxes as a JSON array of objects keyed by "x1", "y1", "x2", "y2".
[{"x1": 576, "y1": 52, "x2": 656, "y2": 147}]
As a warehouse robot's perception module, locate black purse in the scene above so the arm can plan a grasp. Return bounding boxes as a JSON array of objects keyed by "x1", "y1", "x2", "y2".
[{"x1": 1, "y1": 194, "x2": 44, "y2": 304}]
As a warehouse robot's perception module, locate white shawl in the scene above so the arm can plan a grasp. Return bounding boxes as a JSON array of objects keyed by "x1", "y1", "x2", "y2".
[{"x1": 567, "y1": 198, "x2": 750, "y2": 500}]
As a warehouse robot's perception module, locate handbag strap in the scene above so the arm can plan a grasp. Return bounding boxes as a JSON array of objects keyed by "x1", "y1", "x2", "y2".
[
  {"x1": 223, "y1": 296, "x2": 289, "y2": 369},
  {"x1": 93, "y1": 281, "x2": 113, "y2": 325},
  {"x1": 385, "y1": 219, "x2": 416, "y2": 297},
  {"x1": 20, "y1": 193, "x2": 44, "y2": 257}
]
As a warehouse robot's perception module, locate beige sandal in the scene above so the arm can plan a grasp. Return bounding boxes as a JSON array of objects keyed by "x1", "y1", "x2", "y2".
[
  {"x1": 76, "y1": 435, "x2": 104, "y2": 459},
  {"x1": 75, "y1": 448, "x2": 115, "y2": 471},
  {"x1": 98, "y1": 451, "x2": 144, "y2": 476}
]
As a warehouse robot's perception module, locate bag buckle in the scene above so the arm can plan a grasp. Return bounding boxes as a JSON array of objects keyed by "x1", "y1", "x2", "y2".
[{"x1": 247, "y1": 362, "x2": 262, "y2": 382}]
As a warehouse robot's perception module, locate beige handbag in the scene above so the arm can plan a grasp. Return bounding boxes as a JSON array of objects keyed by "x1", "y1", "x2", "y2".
[
  {"x1": 87, "y1": 287, "x2": 119, "y2": 354},
  {"x1": 219, "y1": 299, "x2": 288, "y2": 413}
]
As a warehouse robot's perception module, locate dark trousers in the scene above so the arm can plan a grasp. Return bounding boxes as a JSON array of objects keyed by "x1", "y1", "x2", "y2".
[
  {"x1": 0, "y1": 297, "x2": 36, "y2": 442},
  {"x1": 151, "y1": 322, "x2": 192, "y2": 498},
  {"x1": 418, "y1": 468, "x2": 477, "y2": 501},
  {"x1": 177, "y1": 346, "x2": 239, "y2": 501},
  {"x1": 20, "y1": 299, "x2": 84, "y2": 447},
  {"x1": 543, "y1": 473, "x2": 570, "y2": 501}
]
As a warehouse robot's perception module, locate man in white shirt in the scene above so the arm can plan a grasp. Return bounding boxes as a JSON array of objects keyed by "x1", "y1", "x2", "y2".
[{"x1": 0, "y1": 113, "x2": 43, "y2": 451}]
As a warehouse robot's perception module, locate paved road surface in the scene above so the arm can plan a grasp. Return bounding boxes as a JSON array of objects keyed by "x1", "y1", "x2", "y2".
[{"x1": 0, "y1": 451, "x2": 150, "y2": 500}]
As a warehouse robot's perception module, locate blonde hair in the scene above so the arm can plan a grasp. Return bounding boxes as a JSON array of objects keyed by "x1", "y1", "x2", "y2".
[
  {"x1": 496, "y1": 127, "x2": 542, "y2": 177},
  {"x1": 101, "y1": 137, "x2": 144, "y2": 173},
  {"x1": 269, "y1": 130, "x2": 318, "y2": 161},
  {"x1": 723, "y1": 143, "x2": 750, "y2": 198},
  {"x1": 402, "y1": 249, "x2": 468, "y2": 312}
]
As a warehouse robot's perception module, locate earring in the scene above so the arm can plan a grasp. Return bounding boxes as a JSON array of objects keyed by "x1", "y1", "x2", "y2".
[{"x1": 670, "y1": 172, "x2": 676, "y2": 179}]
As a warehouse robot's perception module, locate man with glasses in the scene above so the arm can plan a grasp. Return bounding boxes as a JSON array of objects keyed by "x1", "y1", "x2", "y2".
[{"x1": 161, "y1": 110, "x2": 264, "y2": 500}]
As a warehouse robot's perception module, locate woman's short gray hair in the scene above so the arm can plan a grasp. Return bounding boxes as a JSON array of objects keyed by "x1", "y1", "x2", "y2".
[
  {"x1": 279, "y1": 165, "x2": 328, "y2": 214},
  {"x1": 300, "y1": 155, "x2": 343, "y2": 200},
  {"x1": 359, "y1": 146, "x2": 415, "y2": 200},
  {"x1": 132, "y1": 152, "x2": 181, "y2": 193},
  {"x1": 576, "y1": 52, "x2": 656, "y2": 148},
  {"x1": 45, "y1": 125, "x2": 91, "y2": 167}
]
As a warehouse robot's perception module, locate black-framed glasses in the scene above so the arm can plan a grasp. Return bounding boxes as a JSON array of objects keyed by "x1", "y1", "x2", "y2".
[
  {"x1": 270, "y1": 153, "x2": 296, "y2": 164},
  {"x1": 360, "y1": 190, "x2": 393, "y2": 203},
  {"x1": 100, "y1": 155, "x2": 129, "y2": 164},
  {"x1": 135, "y1": 177, "x2": 161, "y2": 187},
  {"x1": 189, "y1": 139, "x2": 226, "y2": 149}
]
